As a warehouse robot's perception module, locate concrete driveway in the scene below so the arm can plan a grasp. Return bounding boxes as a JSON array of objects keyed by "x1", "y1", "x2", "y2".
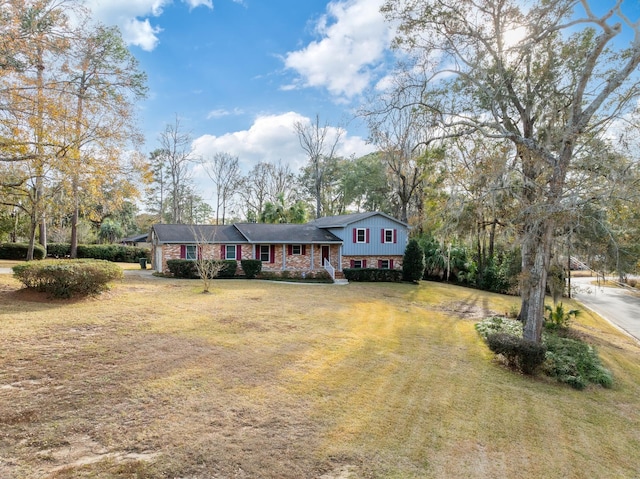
[{"x1": 571, "y1": 276, "x2": 640, "y2": 342}]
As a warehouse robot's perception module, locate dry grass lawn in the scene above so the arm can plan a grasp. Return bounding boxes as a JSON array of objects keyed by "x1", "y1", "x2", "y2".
[{"x1": 0, "y1": 271, "x2": 639, "y2": 478}]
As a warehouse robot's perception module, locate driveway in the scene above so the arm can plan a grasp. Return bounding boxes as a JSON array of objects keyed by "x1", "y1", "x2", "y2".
[{"x1": 571, "y1": 276, "x2": 640, "y2": 342}]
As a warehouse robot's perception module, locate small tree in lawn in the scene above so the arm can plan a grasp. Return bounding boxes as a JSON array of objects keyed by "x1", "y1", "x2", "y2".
[
  {"x1": 403, "y1": 239, "x2": 425, "y2": 283},
  {"x1": 190, "y1": 226, "x2": 226, "y2": 293}
]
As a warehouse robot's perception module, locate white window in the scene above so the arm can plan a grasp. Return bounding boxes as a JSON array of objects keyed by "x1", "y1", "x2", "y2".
[
  {"x1": 260, "y1": 245, "x2": 270, "y2": 262},
  {"x1": 384, "y1": 229, "x2": 394, "y2": 243},
  {"x1": 292, "y1": 244, "x2": 302, "y2": 255},
  {"x1": 356, "y1": 228, "x2": 366, "y2": 243},
  {"x1": 225, "y1": 245, "x2": 236, "y2": 260},
  {"x1": 353, "y1": 260, "x2": 363, "y2": 269},
  {"x1": 185, "y1": 245, "x2": 197, "y2": 260},
  {"x1": 380, "y1": 259, "x2": 390, "y2": 269}
]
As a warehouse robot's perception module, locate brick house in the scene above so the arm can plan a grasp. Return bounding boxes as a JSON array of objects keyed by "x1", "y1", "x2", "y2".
[{"x1": 150, "y1": 212, "x2": 409, "y2": 279}]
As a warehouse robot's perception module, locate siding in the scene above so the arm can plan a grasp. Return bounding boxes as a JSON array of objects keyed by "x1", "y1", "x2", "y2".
[{"x1": 329, "y1": 216, "x2": 408, "y2": 256}]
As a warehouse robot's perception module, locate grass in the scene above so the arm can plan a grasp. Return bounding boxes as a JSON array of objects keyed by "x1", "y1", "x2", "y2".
[{"x1": 0, "y1": 275, "x2": 639, "y2": 478}]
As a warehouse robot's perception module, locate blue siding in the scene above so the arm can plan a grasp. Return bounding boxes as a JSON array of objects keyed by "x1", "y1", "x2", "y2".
[{"x1": 328, "y1": 215, "x2": 408, "y2": 256}]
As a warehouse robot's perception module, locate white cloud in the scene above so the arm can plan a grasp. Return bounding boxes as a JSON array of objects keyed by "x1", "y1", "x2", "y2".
[
  {"x1": 284, "y1": 0, "x2": 393, "y2": 99},
  {"x1": 191, "y1": 112, "x2": 374, "y2": 173},
  {"x1": 83, "y1": 0, "x2": 213, "y2": 51},
  {"x1": 206, "y1": 108, "x2": 245, "y2": 119}
]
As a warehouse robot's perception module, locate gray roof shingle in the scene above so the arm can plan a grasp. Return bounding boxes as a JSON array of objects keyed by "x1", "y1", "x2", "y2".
[
  {"x1": 152, "y1": 224, "x2": 247, "y2": 243},
  {"x1": 233, "y1": 223, "x2": 341, "y2": 243},
  {"x1": 309, "y1": 212, "x2": 408, "y2": 228}
]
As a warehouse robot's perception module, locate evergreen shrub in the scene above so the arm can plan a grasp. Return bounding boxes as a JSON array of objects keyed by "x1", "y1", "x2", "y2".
[
  {"x1": 486, "y1": 332, "x2": 547, "y2": 375},
  {"x1": 343, "y1": 268, "x2": 403, "y2": 282},
  {"x1": 0, "y1": 242, "x2": 46, "y2": 260},
  {"x1": 241, "y1": 259, "x2": 262, "y2": 278},
  {"x1": 12, "y1": 259, "x2": 123, "y2": 298}
]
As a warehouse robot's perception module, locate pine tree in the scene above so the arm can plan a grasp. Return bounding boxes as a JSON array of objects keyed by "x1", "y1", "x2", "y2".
[{"x1": 402, "y1": 239, "x2": 425, "y2": 283}]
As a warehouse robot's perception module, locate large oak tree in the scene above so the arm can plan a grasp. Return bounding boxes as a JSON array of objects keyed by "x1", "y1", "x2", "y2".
[{"x1": 381, "y1": 0, "x2": 640, "y2": 342}]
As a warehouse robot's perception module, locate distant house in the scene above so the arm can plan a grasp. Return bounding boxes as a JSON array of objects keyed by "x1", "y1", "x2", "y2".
[
  {"x1": 150, "y1": 212, "x2": 409, "y2": 279},
  {"x1": 120, "y1": 233, "x2": 150, "y2": 248}
]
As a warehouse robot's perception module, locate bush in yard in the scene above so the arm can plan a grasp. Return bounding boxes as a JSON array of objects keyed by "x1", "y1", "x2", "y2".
[
  {"x1": 47, "y1": 243, "x2": 72, "y2": 257},
  {"x1": 12, "y1": 259, "x2": 123, "y2": 298},
  {"x1": 402, "y1": 238, "x2": 425, "y2": 283},
  {"x1": 166, "y1": 259, "x2": 199, "y2": 278},
  {"x1": 167, "y1": 259, "x2": 237, "y2": 279},
  {"x1": 486, "y1": 333, "x2": 547, "y2": 375},
  {"x1": 343, "y1": 268, "x2": 403, "y2": 282},
  {"x1": 217, "y1": 260, "x2": 237, "y2": 278},
  {"x1": 543, "y1": 335, "x2": 613, "y2": 390},
  {"x1": 0, "y1": 242, "x2": 46, "y2": 260},
  {"x1": 241, "y1": 259, "x2": 262, "y2": 278},
  {"x1": 545, "y1": 303, "x2": 580, "y2": 331}
]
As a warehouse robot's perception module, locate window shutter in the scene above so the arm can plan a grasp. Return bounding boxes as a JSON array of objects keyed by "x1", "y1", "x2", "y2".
[
  {"x1": 197, "y1": 246, "x2": 203, "y2": 260},
  {"x1": 302, "y1": 245, "x2": 306, "y2": 255},
  {"x1": 236, "y1": 245, "x2": 242, "y2": 260},
  {"x1": 180, "y1": 245, "x2": 186, "y2": 259},
  {"x1": 394, "y1": 229, "x2": 397, "y2": 243},
  {"x1": 350, "y1": 260, "x2": 354, "y2": 268},
  {"x1": 366, "y1": 229, "x2": 370, "y2": 243},
  {"x1": 352, "y1": 228, "x2": 357, "y2": 242},
  {"x1": 255, "y1": 245, "x2": 259, "y2": 259},
  {"x1": 381, "y1": 229, "x2": 385, "y2": 243},
  {"x1": 288, "y1": 245, "x2": 292, "y2": 255},
  {"x1": 363, "y1": 259, "x2": 367, "y2": 268},
  {"x1": 270, "y1": 245, "x2": 276, "y2": 263},
  {"x1": 378, "y1": 260, "x2": 382, "y2": 268},
  {"x1": 390, "y1": 259, "x2": 394, "y2": 269},
  {"x1": 220, "y1": 245, "x2": 225, "y2": 259}
]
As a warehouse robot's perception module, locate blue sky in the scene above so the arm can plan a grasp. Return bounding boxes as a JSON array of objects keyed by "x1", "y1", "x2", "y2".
[
  {"x1": 82, "y1": 0, "x2": 640, "y2": 201},
  {"x1": 85, "y1": 0, "x2": 391, "y2": 178}
]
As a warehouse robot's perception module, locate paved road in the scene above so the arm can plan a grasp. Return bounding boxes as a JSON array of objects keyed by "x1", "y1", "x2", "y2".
[{"x1": 571, "y1": 276, "x2": 640, "y2": 342}]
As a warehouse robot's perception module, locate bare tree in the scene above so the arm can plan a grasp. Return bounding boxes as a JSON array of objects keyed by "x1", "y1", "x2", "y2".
[
  {"x1": 201, "y1": 152, "x2": 241, "y2": 225},
  {"x1": 189, "y1": 225, "x2": 226, "y2": 293},
  {"x1": 294, "y1": 115, "x2": 342, "y2": 218},
  {"x1": 382, "y1": 0, "x2": 640, "y2": 342},
  {"x1": 158, "y1": 116, "x2": 194, "y2": 224},
  {"x1": 368, "y1": 106, "x2": 434, "y2": 223}
]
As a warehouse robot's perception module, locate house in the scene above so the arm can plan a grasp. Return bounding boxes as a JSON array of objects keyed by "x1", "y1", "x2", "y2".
[
  {"x1": 150, "y1": 212, "x2": 409, "y2": 278},
  {"x1": 120, "y1": 233, "x2": 151, "y2": 248}
]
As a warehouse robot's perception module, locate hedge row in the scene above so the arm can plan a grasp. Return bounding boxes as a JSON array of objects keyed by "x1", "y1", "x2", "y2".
[
  {"x1": 0, "y1": 243, "x2": 46, "y2": 260},
  {"x1": 12, "y1": 259, "x2": 123, "y2": 298},
  {"x1": 166, "y1": 259, "x2": 238, "y2": 279},
  {"x1": 48, "y1": 243, "x2": 150, "y2": 263},
  {"x1": 343, "y1": 268, "x2": 403, "y2": 282}
]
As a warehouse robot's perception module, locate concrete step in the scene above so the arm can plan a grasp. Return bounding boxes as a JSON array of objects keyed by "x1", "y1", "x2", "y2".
[{"x1": 334, "y1": 278, "x2": 349, "y2": 285}]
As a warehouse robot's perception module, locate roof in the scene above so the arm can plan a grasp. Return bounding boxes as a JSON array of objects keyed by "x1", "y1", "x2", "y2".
[
  {"x1": 234, "y1": 223, "x2": 342, "y2": 244},
  {"x1": 121, "y1": 233, "x2": 149, "y2": 243},
  {"x1": 308, "y1": 212, "x2": 408, "y2": 228},
  {"x1": 151, "y1": 222, "x2": 342, "y2": 244},
  {"x1": 152, "y1": 224, "x2": 247, "y2": 244}
]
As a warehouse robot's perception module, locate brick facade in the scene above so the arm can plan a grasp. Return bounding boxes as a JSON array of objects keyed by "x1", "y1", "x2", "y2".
[
  {"x1": 342, "y1": 255, "x2": 403, "y2": 271},
  {"x1": 158, "y1": 243, "x2": 342, "y2": 275}
]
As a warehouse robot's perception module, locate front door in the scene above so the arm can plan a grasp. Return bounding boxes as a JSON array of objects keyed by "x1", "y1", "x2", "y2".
[{"x1": 321, "y1": 245, "x2": 330, "y2": 265}]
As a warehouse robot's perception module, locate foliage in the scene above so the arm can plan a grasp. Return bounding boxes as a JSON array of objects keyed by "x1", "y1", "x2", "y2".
[
  {"x1": 545, "y1": 303, "x2": 581, "y2": 332},
  {"x1": 12, "y1": 259, "x2": 123, "y2": 298},
  {"x1": 476, "y1": 315, "x2": 613, "y2": 388},
  {"x1": 343, "y1": 268, "x2": 403, "y2": 282},
  {"x1": 50, "y1": 244, "x2": 152, "y2": 263},
  {"x1": 402, "y1": 239, "x2": 425, "y2": 283},
  {"x1": 486, "y1": 333, "x2": 547, "y2": 375},
  {"x1": 547, "y1": 265, "x2": 566, "y2": 304},
  {"x1": 0, "y1": 242, "x2": 46, "y2": 260},
  {"x1": 98, "y1": 218, "x2": 125, "y2": 244},
  {"x1": 240, "y1": 259, "x2": 262, "y2": 279},
  {"x1": 475, "y1": 316, "x2": 523, "y2": 339},
  {"x1": 543, "y1": 335, "x2": 613, "y2": 390},
  {"x1": 167, "y1": 259, "x2": 237, "y2": 280},
  {"x1": 258, "y1": 270, "x2": 333, "y2": 282}
]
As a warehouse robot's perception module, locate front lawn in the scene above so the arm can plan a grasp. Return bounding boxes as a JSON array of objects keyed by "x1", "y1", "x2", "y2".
[{"x1": 0, "y1": 275, "x2": 639, "y2": 478}]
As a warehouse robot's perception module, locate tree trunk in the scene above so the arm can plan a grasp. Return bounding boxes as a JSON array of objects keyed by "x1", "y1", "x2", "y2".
[{"x1": 520, "y1": 218, "x2": 554, "y2": 343}]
